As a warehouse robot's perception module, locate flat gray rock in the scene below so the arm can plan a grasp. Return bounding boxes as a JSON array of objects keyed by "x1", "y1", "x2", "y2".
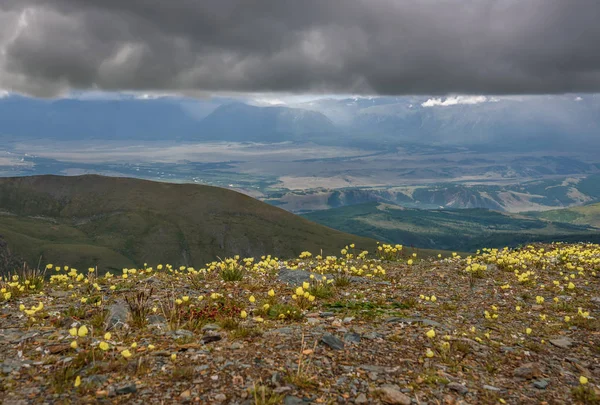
[
  {"x1": 378, "y1": 386, "x2": 411, "y2": 405},
  {"x1": 344, "y1": 332, "x2": 361, "y2": 344},
  {"x1": 321, "y1": 333, "x2": 345, "y2": 350},
  {"x1": 549, "y1": 337, "x2": 573, "y2": 349},
  {"x1": 277, "y1": 268, "x2": 320, "y2": 285},
  {"x1": 447, "y1": 382, "x2": 469, "y2": 395},
  {"x1": 106, "y1": 301, "x2": 129, "y2": 330}
]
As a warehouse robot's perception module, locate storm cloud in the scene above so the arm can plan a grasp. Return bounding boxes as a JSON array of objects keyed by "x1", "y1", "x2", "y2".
[{"x1": 1, "y1": 0, "x2": 599, "y2": 97}]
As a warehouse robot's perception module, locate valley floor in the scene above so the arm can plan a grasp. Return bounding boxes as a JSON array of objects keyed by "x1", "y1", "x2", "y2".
[{"x1": 1, "y1": 244, "x2": 599, "y2": 404}]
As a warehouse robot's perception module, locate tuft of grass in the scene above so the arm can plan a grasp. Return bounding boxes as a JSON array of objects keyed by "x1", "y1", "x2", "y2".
[
  {"x1": 284, "y1": 334, "x2": 317, "y2": 389},
  {"x1": 230, "y1": 326, "x2": 263, "y2": 340},
  {"x1": 63, "y1": 305, "x2": 88, "y2": 320},
  {"x1": 219, "y1": 317, "x2": 240, "y2": 330},
  {"x1": 255, "y1": 303, "x2": 303, "y2": 321},
  {"x1": 308, "y1": 282, "x2": 333, "y2": 299},
  {"x1": 89, "y1": 309, "x2": 109, "y2": 330},
  {"x1": 572, "y1": 385, "x2": 600, "y2": 404},
  {"x1": 251, "y1": 384, "x2": 284, "y2": 405},
  {"x1": 571, "y1": 316, "x2": 600, "y2": 331},
  {"x1": 187, "y1": 272, "x2": 205, "y2": 290},
  {"x1": 124, "y1": 287, "x2": 154, "y2": 328},
  {"x1": 221, "y1": 266, "x2": 245, "y2": 282},
  {"x1": 50, "y1": 365, "x2": 79, "y2": 394},
  {"x1": 172, "y1": 366, "x2": 195, "y2": 381},
  {"x1": 333, "y1": 273, "x2": 351, "y2": 288}
]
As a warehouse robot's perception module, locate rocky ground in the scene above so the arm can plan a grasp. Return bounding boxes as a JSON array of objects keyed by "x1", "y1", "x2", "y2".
[{"x1": 1, "y1": 243, "x2": 599, "y2": 404}]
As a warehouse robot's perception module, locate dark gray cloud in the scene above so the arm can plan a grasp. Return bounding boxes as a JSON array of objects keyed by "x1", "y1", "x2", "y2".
[{"x1": 1, "y1": 0, "x2": 600, "y2": 97}]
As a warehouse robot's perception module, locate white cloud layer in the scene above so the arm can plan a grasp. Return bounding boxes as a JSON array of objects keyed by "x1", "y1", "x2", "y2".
[{"x1": 422, "y1": 95, "x2": 490, "y2": 107}]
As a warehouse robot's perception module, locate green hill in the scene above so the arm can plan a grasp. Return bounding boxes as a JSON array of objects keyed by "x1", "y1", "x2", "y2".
[
  {"x1": 526, "y1": 202, "x2": 600, "y2": 228},
  {"x1": 0, "y1": 175, "x2": 380, "y2": 272},
  {"x1": 303, "y1": 202, "x2": 600, "y2": 252}
]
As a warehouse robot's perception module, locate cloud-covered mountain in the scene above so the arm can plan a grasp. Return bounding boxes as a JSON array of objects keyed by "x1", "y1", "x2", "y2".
[
  {"x1": 1, "y1": 94, "x2": 599, "y2": 151},
  {"x1": 197, "y1": 102, "x2": 336, "y2": 143},
  {"x1": 296, "y1": 94, "x2": 600, "y2": 151},
  {"x1": 0, "y1": 96, "x2": 336, "y2": 143}
]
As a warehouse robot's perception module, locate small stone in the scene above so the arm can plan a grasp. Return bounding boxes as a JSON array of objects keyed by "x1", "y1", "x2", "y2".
[
  {"x1": 344, "y1": 332, "x2": 361, "y2": 344},
  {"x1": 343, "y1": 317, "x2": 355, "y2": 323},
  {"x1": 360, "y1": 365, "x2": 397, "y2": 373},
  {"x1": 549, "y1": 337, "x2": 573, "y2": 349},
  {"x1": 106, "y1": 302, "x2": 129, "y2": 330},
  {"x1": 230, "y1": 342, "x2": 243, "y2": 350},
  {"x1": 201, "y1": 334, "x2": 222, "y2": 344},
  {"x1": 514, "y1": 363, "x2": 542, "y2": 380},
  {"x1": 174, "y1": 329, "x2": 194, "y2": 338},
  {"x1": 379, "y1": 387, "x2": 411, "y2": 405},
  {"x1": 115, "y1": 383, "x2": 137, "y2": 395},
  {"x1": 202, "y1": 323, "x2": 221, "y2": 331},
  {"x1": 273, "y1": 386, "x2": 292, "y2": 394},
  {"x1": 362, "y1": 332, "x2": 381, "y2": 340},
  {"x1": 483, "y1": 385, "x2": 501, "y2": 392},
  {"x1": 47, "y1": 344, "x2": 71, "y2": 354},
  {"x1": 355, "y1": 393, "x2": 368, "y2": 404},
  {"x1": 214, "y1": 393, "x2": 226, "y2": 402},
  {"x1": 320, "y1": 312, "x2": 335, "y2": 317},
  {"x1": 284, "y1": 396, "x2": 304, "y2": 405},
  {"x1": 84, "y1": 375, "x2": 108, "y2": 386},
  {"x1": 321, "y1": 333, "x2": 345, "y2": 350},
  {"x1": 278, "y1": 268, "x2": 319, "y2": 285},
  {"x1": 180, "y1": 390, "x2": 191, "y2": 399},
  {"x1": 447, "y1": 382, "x2": 468, "y2": 395},
  {"x1": 1, "y1": 359, "x2": 23, "y2": 374},
  {"x1": 533, "y1": 379, "x2": 549, "y2": 390}
]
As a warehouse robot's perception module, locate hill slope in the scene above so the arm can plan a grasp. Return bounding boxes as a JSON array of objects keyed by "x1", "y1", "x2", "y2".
[
  {"x1": 527, "y1": 202, "x2": 600, "y2": 228},
  {"x1": 303, "y1": 202, "x2": 600, "y2": 251},
  {"x1": 0, "y1": 175, "x2": 377, "y2": 272}
]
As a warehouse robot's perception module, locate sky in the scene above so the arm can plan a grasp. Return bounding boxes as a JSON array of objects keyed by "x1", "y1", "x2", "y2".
[{"x1": 1, "y1": 0, "x2": 600, "y2": 98}]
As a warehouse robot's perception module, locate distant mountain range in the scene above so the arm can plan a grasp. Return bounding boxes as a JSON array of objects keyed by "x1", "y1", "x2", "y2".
[
  {"x1": 2, "y1": 94, "x2": 600, "y2": 151},
  {"x1": 0, "y1": 175, "x2": 376, "y2": 272},
  {"x1": 268, "y1": 173, "x2": 600, "y2": 213},
  {"x1": 197, "y1": 102, "x2": 336, "y2": 143},
  {"x1": 294, "y1": 95, "x2": 600, "y2": 151},
  {"x1": 0, "y1": 96, "x2": 335, "y2": 143},
  {"x1": 303, "y1": 201, "x2": 600, "y2": 252}
]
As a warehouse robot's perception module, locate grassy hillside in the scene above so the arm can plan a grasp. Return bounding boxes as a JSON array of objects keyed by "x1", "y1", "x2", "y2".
[
  {"x1": 303, "y1": 202, "x2": 600, "y2": 252},
  {"x1": 0, "y1": 175, "x2": 381, "y2": 272},
  {"x1": 527, "y1": 202, "x2": 600, "y2": 228}
]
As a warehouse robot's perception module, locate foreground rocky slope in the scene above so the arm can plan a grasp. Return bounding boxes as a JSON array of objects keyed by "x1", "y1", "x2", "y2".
[{"x1": 1, "y1": 243, "x2": 599, "y2": 404}]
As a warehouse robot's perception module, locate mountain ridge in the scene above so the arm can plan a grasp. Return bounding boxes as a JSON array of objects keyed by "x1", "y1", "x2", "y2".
[
  {"x1": 0, "y1": 175, "x2": 378, "y2": 272},
  {"x1": 302, "y1": 201, "x2": 600, "y2": 251}
]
